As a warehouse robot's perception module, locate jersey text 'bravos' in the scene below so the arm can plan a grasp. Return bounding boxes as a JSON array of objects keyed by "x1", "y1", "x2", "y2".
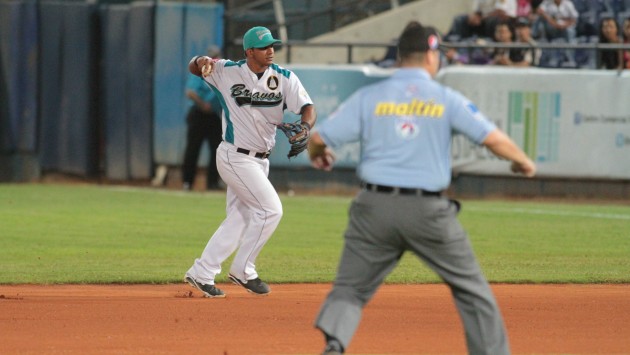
[{"x1": 230, "y1": 84, "x2": 283, "y2": 107}]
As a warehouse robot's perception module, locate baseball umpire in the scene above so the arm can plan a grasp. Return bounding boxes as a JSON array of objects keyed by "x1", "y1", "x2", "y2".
[
  {"x1": 184, "y1": 26, "x2": 316, "y2": 297},
  {"x1": 308, "y1": 23, "x2": 536, "y2": 355}
]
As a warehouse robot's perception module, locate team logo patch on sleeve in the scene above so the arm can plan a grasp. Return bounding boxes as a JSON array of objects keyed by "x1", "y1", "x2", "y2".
[{"x1": 464, "y1": 101, "x2": 485, "y2": 121}]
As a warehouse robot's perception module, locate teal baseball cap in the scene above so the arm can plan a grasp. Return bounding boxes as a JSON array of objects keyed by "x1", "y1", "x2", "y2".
[{"x1": 243, "y1": 26, "x2": 282, "y2": 50}]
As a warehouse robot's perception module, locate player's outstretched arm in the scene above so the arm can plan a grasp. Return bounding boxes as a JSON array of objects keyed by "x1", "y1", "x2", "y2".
[
  {"x1": 188, "y1": 56, "x2": 214, "y2": 77},
  {"x1": 483, "y1": 129, "x2": 536, "y2": 177}
]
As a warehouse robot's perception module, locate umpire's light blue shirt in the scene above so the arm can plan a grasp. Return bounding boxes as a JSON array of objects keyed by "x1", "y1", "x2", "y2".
[{"x1": 317, "y1": 68, "x2": 496, "y2": 191}]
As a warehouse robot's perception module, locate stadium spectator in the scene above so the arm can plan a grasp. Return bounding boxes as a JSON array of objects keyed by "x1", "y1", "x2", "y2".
[
  {"x1": 513, "y1": 16, "x2": 542, "y2": 66},
  {"x1": 460, "y1": 37, "x2": 497, "y2": 65},
  {"x1": 534, "y1": 0, "x2": 579, "y2": 42},
  {"x1": 531, "y1": 0, "x2": 544, "y2": 11},
  {"x1": 445, "y1": 11, "x2": 485, "y2": 41},
  {"x1": 445, "y1": 2, "x2": 521, "y2": 66},
  {"x1": 623, "y1": 17, "x2": 630, "y2": 69},
  {"x1": 473, "y1": 0, "x2": 518, "y2": 38},
  {"x1": 517, "y1": 0, "x2": 545, "y2": 22},
  {"x1": 517, "y1": 0, "x2": 533, "y2": 18},
  {"x1": 598, "y1": 17, "x2": 623, "y2": 69},
  {"x1": 489, "y1": 20, "x2": 519, "y2": 65},
  {"x1": 442, "y1": 46, "x2": 468, "y2": 66},
  {"x1": 534, "y1": 0, "x2": 579, "y2": 67}
]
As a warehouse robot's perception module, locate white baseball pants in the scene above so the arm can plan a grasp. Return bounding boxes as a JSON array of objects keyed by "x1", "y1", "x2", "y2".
[{"x1": 187, "y1": 141, "x2": 282, "y2": 284}]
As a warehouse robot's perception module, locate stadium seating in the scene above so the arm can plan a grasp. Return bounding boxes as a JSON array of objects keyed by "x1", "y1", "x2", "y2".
[
  {"x1": 537, "y1": 37, "x2": 578, "y2": 68},
  {"x1": 574, "y1": 35, "x2": 599, "y2": 69},
  {"x1": 609, "y1": 0, "x2": 628, "y2": 13},
  {"x1": 618, "y1": 10, "x2": 630, "y2": 25},
  {"x1": 575, "y1": 0, "x2": 629, "y2": 36},
  {"x1": 442, "y1": 0, "x2": 630, "y2": 69},
  {"x1": 575, "y1": 0, "x2": 609, "y2": 37},
  {"x1": 572, "y1": 0, "x2": 589, "y2": 13}
]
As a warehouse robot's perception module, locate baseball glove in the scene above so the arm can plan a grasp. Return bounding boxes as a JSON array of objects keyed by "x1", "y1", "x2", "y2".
[{"x1": 277, "y1": 121, "x2": 311, "y2": 159}]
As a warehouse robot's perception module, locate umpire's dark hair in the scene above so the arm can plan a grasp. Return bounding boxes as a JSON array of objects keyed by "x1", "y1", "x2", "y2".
[{"x1": 397, "y1": 23, "x2": 442, "y2": 58}]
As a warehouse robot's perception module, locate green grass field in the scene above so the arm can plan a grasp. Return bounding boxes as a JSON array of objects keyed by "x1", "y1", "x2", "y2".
[{"x1": 1, "y1": 183, "x2": 629, "y2": 284}]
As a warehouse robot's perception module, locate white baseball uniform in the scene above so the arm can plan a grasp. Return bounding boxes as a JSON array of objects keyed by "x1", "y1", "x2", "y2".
[{"x1": 186, "y1": 59, "x2": 313, "y2": 285}]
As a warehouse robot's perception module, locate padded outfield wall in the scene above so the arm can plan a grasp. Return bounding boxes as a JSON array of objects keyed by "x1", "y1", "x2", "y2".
[
  {"x1": 0, "y1": 0, "x2": 39, "y2": 181},
  {"x1": 270, "y1": 65, "x2": 630, "y2": 179},
  {"x1": 2, "y1": 0, "x2": 628, "y2": 198},
  {"x1": 0, "y1": 1, "x2": 223, "y2": 182},
  {"x1": 153, "y1": 2, "x2": 224, "y2": 168},
  {"x1": 267, "y1": 65, "x2": 630, "y2": 199}
]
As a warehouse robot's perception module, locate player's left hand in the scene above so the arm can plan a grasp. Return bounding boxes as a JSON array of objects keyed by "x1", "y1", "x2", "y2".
[{"x1": 277, "y1": 121, "x2": 311, "y2": 159}]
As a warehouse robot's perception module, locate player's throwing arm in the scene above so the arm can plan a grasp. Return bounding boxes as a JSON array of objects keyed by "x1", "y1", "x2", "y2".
[{"x1": 189, "y1": 56, "x2": 216, "y2": 77}]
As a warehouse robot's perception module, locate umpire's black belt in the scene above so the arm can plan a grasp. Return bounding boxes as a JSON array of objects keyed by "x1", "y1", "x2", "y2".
[
  {"x1": 236, "y1": 147, "x2": 270, "y2": 159},
  {"x1": 363, "y1": 183, "x2": 441, "y2": 197}
]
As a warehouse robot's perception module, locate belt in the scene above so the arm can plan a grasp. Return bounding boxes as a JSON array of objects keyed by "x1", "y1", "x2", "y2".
[
  {"x1": 363, "y1": 183, "x2": 441, "y2": 197},
  {"x1": 236, "y1": 147, "x2": 270, "y2": 159}
]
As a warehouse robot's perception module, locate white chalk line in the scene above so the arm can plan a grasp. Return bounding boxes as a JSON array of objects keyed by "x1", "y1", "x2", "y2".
[{"x1": 466, "y1": 207, "x2": 630, "y2": 220}]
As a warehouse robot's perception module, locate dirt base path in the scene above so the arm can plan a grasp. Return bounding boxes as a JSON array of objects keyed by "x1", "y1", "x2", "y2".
[{"x1": 1, "y1": 284, "x2": 629, "y2": 354}]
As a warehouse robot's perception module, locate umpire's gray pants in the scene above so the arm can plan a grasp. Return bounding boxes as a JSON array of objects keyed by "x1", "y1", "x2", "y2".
[{"x1": 315, "y1": 190, "x2": 510, "y2": 355}]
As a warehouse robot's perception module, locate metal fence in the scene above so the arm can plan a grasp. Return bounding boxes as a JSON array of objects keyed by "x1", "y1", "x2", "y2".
[{"x1": 229, "y1": 39, "x2": 630, "y2": 71}]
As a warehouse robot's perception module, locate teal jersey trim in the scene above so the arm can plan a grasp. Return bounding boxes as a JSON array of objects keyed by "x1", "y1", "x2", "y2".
[
  {"x1": 270, "y1": 63, "x2": 291, "y2": 78},
  {"x1": 205, "y1": 82, "x2": 233, "y2": 143},
  {"x1": 223, "y1": 60, "x2": 289, "y2": 78},
  {"x1": 225, "y1": 59, "x2": 246, "y2": 67}
]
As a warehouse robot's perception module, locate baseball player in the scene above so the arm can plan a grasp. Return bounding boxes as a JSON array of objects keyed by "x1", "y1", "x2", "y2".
[
  {"x1": 308, "y1": 24, "x2": 535, "y2": 355},
  {"x1": 184, "y1": 26, "x2": 316, "y2": 297}
]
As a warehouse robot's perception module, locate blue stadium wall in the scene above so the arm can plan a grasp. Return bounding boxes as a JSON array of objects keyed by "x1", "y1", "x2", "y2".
[
  {"x1": 0, "y1": 0, "x2": 39, "y2": 181},
  {"x1": 2, "y1": 1, "x2": 629, "y2": 199},
  {"x1": 0, "y1": 0, "x2": 223, "y2": 182},
  {"x1": 153, "y1": 2, "x2": 224, "y2": 167}
]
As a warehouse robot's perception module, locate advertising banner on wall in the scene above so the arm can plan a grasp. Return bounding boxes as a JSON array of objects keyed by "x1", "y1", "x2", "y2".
[
  {"x1": 273, "y1": 65, "x2": 630, "y2": 179},
  {"x1": 154, "y1": 60, "x2": 630, "y2": 180},
  {"x1": 271, "y1": 65, "x2": 393, "y2": 167},
  {"x1": 440, "y1": 67, "x2": 630, "y2": 179}
]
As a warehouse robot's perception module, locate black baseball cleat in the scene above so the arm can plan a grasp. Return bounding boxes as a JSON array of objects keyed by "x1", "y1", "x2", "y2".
[
  {"x1": 228, "y1": 274, "x2": 271, "y2": 295},
  {"x1": 185, "y1": 275, "x2": 225, "y2": 298},
  {"x1": 321, "y1": 338, "x2": 344, "y2": 355},
  {"x1": 322, "y1": 344, "x2": 343, "y2": 355}
]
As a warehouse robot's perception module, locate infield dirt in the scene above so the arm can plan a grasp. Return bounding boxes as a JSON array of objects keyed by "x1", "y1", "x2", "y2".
[{"x1": 1, "y1": 283, "x2": 629, "y2": 354}]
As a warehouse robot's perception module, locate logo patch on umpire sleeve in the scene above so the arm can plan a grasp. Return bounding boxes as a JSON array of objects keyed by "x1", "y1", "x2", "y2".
[
  {"x1": 464, "y1": 101, "x2": 484, "y2": 121},
  {"x1": 267, "y1": 76, "x2": 279, "y2": 90}
]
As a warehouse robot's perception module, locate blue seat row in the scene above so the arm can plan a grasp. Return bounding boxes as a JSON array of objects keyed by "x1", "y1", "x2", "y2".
[{"x1": 574, "y1": 0, "x2": 630, "y2": 37}]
